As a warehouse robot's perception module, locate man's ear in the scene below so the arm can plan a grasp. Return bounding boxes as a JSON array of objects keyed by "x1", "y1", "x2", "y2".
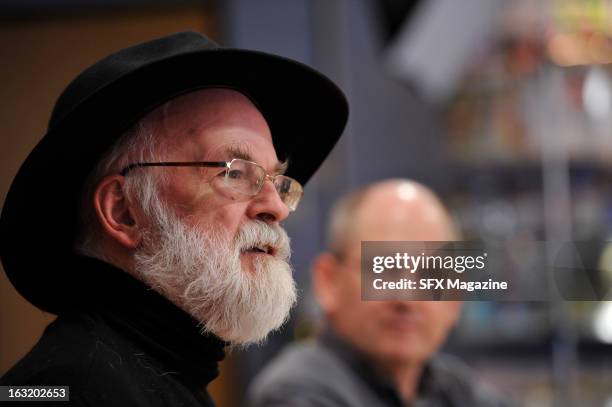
[
  {"x1": 93, "y1": 175, "x2": 141, "y2": 249},
  {"x1": 312, "y1": 252, "x2": 341, "y2": 314}
]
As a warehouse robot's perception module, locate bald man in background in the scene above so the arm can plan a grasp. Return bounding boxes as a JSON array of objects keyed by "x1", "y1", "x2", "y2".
[{"x1": 248, "y1": 179, "x2": 514, "y2": 407}]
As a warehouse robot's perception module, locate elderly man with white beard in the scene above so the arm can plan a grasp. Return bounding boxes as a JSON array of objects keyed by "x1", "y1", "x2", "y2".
[{"x1": 0, "y1": 32, "x2": 348, "y2": 406}]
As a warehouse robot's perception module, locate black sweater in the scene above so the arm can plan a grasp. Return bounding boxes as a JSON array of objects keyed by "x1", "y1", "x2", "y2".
[{"x1": 1, "y1": 256, "x2": 226, "y2": 406}]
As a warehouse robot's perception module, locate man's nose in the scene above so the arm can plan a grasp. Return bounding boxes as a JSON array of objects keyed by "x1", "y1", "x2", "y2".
[{"x1": 246, "y1": 180, "x2": 290, "y2": 224}]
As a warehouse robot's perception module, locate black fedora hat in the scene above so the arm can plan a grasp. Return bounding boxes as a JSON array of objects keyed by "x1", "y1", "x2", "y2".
[{"x1": 0, "y1": 31, "x2": 348, "y2": 314}]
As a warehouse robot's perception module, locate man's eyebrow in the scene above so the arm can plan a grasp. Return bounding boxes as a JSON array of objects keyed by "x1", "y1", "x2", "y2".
[
  {"x1": 222, "y1": 145, "x2": 253, "y2": 162},
  {"x1": 275, "y1": 160, "x2": 288, "y2": 175},
  {"x1": 221, "y1": 145, "x2": 289, "y2": 174}
]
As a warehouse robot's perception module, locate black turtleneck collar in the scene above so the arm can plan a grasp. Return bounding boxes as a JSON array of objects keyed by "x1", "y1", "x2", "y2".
[{"x1": 70, "y1": 255, "x2": 227, "y2": 389}]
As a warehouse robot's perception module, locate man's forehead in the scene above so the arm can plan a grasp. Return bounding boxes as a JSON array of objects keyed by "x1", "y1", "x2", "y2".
[
  {"x1": 154, "y1": 88, "x2": 272, "y2": 139},
  {"x1": 152, "y1": 88, "x2": 285, "y2": 171}
]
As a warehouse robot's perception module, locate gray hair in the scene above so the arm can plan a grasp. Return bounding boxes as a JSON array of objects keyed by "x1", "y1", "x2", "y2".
[{"x1": 74, "y1": 101, "x2": 172, "y2": 260}]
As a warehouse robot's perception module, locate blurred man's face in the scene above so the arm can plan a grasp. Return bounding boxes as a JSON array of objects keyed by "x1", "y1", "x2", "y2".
[
  {"x1": 329, "y1": 246, "x2": 460, "y2": 366},
  {"x1": 320, "y1": 182, "x2": 461, "y2": 366},
  {"x1": 129, "y1": 89, "x2": 297, "y2": 345}
]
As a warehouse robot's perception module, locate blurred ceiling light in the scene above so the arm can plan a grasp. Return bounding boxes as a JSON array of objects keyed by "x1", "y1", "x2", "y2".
[
  {"x1": 582, "y1": 66, "x2": 612, "y2": 120},
  {"x1": 593, "y1": 301, "x2": 612, "y2": 343}
]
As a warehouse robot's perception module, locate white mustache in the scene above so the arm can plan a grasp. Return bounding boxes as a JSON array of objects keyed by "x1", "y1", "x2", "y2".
[{"x1": 235, "y1": 221, "x2": 291, "y2": 261}]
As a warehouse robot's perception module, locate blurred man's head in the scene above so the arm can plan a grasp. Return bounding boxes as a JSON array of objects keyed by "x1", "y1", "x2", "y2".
[{"x1": 313, "y1": 179, "x2": 462, "y2": 368}]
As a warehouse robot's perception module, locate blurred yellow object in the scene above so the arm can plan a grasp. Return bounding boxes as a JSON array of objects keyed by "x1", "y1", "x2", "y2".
[
  {"x1": 548, "y1": 0, "x2": 612, "y2": 66},
  {"x1": 554, "y1": 0, "x2": 611, "y2": 36}
]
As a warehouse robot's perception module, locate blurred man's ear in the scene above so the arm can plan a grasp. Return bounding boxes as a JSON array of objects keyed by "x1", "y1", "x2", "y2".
[{"x1": 312, "y1": 252, "x2": 341, "y2": 315}]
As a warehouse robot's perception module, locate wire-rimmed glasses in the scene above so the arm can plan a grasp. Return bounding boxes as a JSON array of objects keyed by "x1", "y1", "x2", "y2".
[{"x1": 120, "y1": 158, "x2": 304, "y2": 212}]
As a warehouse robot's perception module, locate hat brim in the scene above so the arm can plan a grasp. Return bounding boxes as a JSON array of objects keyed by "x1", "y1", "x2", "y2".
[{"x1": 0, "y1": 48, "x2": 348, "y2": 313}]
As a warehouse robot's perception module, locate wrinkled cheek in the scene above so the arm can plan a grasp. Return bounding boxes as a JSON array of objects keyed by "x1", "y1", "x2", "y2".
[{"x1": 190, "y1": 184, "x2": 217, "y2": 206}]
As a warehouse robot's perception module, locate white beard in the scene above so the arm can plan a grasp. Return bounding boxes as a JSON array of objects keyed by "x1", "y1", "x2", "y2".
[{"x1": 133, "y1": 201, "x2": 297, "y2": 346}]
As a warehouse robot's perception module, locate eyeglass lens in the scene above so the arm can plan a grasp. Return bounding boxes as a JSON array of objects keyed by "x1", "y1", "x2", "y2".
[{"x1": 223, "y1": 159, "x2": 302, "y2": 211}]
